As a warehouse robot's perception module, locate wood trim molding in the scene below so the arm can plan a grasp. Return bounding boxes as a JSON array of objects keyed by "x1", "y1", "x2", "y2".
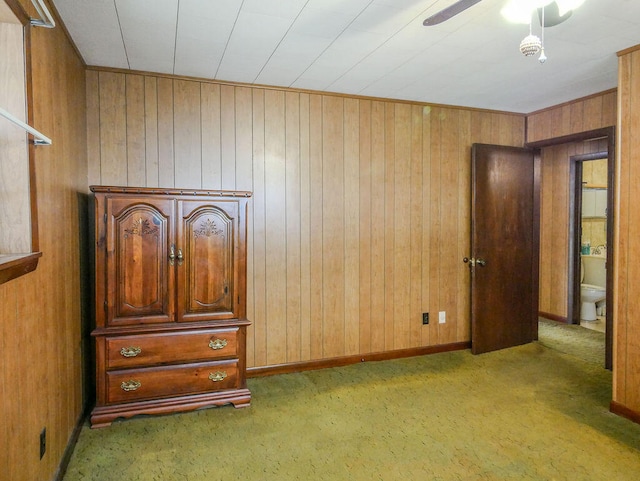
[
  {"x1": 0, "y1": 252, "x2": 42, "y2": 285},
  {"x1": 538, "y1": 311, "x2": 569, "y2": 324},
  {"x1": 247, "y1": 342, "x2": 471, "y2": 378},
  {"x1": 610, "y1": 401, "x2": 640, "y2": 425},
  {"x1": 617, "y1": 44, "x2": 640, "y2": 57},
  {"x1": 526, "y1": 127, "x2": 615, "y2": 149}
]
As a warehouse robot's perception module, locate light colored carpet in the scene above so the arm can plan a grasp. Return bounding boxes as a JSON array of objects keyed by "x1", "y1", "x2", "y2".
[
  {"x1": 538, "y1": 318, "x2": 605, "y2": 366},
  {"x1": 63, "y1": 339, "x2": 640, "y2": 481}
]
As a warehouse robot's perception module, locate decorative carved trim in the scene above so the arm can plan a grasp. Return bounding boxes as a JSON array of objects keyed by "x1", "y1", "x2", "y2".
[
  {"x1": 194, "y1": 218, "x2": 223, "y2": 238},
  {"x1": 125, "y1": 217, "x2": 158, "y2": 237}
]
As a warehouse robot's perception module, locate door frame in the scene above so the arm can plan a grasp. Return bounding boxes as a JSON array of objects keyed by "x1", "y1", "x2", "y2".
[{"x1": 527, "y1": 126, "x2": 615, "y2": 369}]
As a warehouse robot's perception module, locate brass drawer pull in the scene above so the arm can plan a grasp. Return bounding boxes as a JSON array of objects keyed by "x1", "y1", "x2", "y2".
[
  {"x1": 120, "y1": 346, "x2": 142, "y2": 358},
  {"x1": 121, "y1": 380, "x2": 141, "y2": 392},
  {"x1": 208, "y1": 338, "x2": 228, "y2": 350},
  {"x1": 208, "y1": 371, "x2": 227, "y2": 382}
]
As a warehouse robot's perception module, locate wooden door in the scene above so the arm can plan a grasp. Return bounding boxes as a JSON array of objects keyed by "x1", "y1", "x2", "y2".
[
  {"x1": 176, "y1": 200, "x2": 239, "y2": 322},
  {"x1": 105, "y1": 196, "x2": 175, "y2": 326},
  {"x1": 470, "y1": 144, "x2": 540, "y2": 354}
]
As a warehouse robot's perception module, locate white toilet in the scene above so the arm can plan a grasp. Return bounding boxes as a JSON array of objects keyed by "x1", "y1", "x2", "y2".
[{"x1": 580, "y1": 255, "x2": 606, "y2": 321}]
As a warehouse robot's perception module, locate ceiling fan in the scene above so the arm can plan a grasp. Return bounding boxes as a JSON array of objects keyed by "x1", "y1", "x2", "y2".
[{"x1": 422, "y1": 0, "x2": 483, "y2": 26}]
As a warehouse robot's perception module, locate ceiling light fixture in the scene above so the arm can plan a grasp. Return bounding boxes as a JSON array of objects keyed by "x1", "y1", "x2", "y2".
[
  {"x1": 501, "y1": 0, "x2": 585, "y2": 24},
  {"x1": 504, "y1": 0, "x2": 586, "y2": 63}
]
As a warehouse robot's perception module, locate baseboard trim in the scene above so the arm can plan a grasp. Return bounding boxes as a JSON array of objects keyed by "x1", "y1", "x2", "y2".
[
  {"x1": 610, "y1": 401, "x2": 640, "y2": 425},
  {"x1": 54, "y1": 403, "x2": 90, "y2": 481},
  {"x1": 539, "y1": 311, "x2": 569, "y2": 324},
  {"x1": 247, "y1": 341, "x2": 471, "y2": 378}
]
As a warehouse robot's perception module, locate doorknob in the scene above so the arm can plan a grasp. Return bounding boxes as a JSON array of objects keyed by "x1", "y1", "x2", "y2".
[{"x1": 463, "y1": 257, "x2": 487, "y2": 267}]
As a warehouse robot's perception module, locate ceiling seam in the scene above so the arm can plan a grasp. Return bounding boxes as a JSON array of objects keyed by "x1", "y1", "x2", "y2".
[
  {"x1": 113, "y1": 0, "x2": 130, "y2": 69},
  {"x1": 251, "y1": 0, "x2": 312, "y2": 84},
  {"x1": 214, "y1": 0, "x2": 247, "y2": 80},
  {"x1": 172, "y1": 0, "x2": 180, "y2": 74},
  {"x1": 325, "y1": 0, "x2": 445, "y2": 95},
  {"x1": 288, "y1": 0, "x2": 377, "y2": 89}
]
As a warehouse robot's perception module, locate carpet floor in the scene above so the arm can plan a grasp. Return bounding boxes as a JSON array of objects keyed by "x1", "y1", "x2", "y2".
[{"x1": 63, "y1": 325, "x2": 640, "y2": 481}]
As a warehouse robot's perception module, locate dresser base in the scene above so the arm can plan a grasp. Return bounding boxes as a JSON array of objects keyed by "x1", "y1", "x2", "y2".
[{"x1": 90, "y1": 388, "x2": 251, "y2": 428}]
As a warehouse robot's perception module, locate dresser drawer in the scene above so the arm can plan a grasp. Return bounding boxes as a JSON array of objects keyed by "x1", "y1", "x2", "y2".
[
  {"x1": 105, "y1": 328, "x2": 239, "y2": 369},
  {"x1": 106, "y1": 360, "x2": 239, "y2": 404}
]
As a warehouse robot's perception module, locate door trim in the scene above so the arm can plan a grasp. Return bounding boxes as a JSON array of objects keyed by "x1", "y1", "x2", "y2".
[{"x1": 527, "y1": 126, "x2": 615, "y2": 370}]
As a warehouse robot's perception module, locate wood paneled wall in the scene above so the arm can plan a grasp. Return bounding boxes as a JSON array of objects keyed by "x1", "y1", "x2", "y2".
[
  {"x1": 613, "y1": 45, "x2": 640, "y2": 417},
  {"x1": 86, "y1": 69, "x2": 525, "y2": 368},
  {"x1": 537, "y1": 138, "x2": 609, "y2": 319},
  {"x1": 527, "y1": 89, "x2": 617, "y2": 143},
  {"x1": 527, "y1": 90, "x2": 616, "y2": 321},
  {"x1": 0, "y1": 1, "x2": 87, "y2": 480}
]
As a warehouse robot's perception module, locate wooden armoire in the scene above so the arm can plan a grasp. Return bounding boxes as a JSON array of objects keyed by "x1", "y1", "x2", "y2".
[{"x1": 90, "y1": 186, "x2": 251, "y2": 428}]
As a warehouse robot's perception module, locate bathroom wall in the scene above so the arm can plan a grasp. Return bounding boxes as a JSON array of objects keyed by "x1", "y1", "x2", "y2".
[{"x1": 581, "y1": 158, "x2": 608, "y2": 254}]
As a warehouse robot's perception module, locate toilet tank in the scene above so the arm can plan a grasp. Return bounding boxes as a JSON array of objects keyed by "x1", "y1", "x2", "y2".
[{"x1": 582, "y1": 255, "x2": 606, "y2": 288}]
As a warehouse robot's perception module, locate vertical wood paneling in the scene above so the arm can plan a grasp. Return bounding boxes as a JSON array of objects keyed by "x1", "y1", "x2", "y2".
[
  {"x1": 526, "y1": 90, "x2": 617, "y2": 143},
  {"x1": 393, "y1": 103, "x2": 412, "y2": 349},
  {"x1": 322, "y1": 96, "x2": 345, "y2": 358},
  {"x1": 201, "y1": 83, "x2": 221, "y2": 189},
  {"x1": 421, "y1": 107, "x2": 432, "y2": 346},
  {"x1": 98, "y1": 72, "x2": 126, "y2": 185},
  {"x1": 309, "y1": 94, "x2": 323, "y2": 360},
  {"x1": 86, "y1": 71, "x2": 533, "y2": 369},
  {"x1": 614, "y1": 48, "x2": 640, "y2": 412},
  {"x1": 440, "y1": 109, "x2": 460, "y2": 344},
  {"x1": 369, "y1": 101, "x2": 386, "y2": 353},
  {"x1": 457, "y1": 110, "x2": 472, "y2": 342},
  {"x1": 383, "y1": 103, "x2": 395, "y2": 351},
  {"x1": 157, "y1": 78, "x2": 174, "y2": 187},
  {"x1": 299, "y1": 93, "x2": 311, "y2": 361},
  {"x1": 220, "y1": 85, "x2": 236, "y2": 190},
  {"x1": 429, "y1": 108, "x2": 442, "y2": 344},
  {"x1": 144, "y1": 76, "x2": 159, "y2": 187},
  {"x1": 529, "y1": 89, "x2": 619, "y2": 321},
  {"x1": 125, "y1": 74, "x2": 146, "y2": 186},
  {"x1": 264, "y1": 89, "x2": 287, "y2": 365},
  {"x1": 3, "y1": 2, "x2": 88, "y2": 478},
  {"x1": 344, "y1": 98, "x2": 360, "y2": 355},
  {"x1": 86, "y1": 70, "x2": 101, "y2": 185},
  {"x1": 235, "y1": 87, "x2": 253, "y2": 192},
  {"x1": 358, "y1": 100, "x2": 372, "y2": 353},
  {"x1": 285, "y1": 91, "x2": 301, "y2": 362},
  {"x1": 409, "y1": 105, "x2": 424, "y2": 347},
  {"x1": 173, "y1": 80, "x2": 201, "y2": 188},
  {"x1": 250, "y1": 89, "x2": 266, "y2": 367}
]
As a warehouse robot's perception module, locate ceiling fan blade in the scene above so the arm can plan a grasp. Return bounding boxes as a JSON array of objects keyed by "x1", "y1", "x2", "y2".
[{"x1": 423, "y1": 0, "x2": 483, "y2": 26}]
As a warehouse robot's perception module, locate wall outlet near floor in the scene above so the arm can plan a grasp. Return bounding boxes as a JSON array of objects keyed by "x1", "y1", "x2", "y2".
[
  {"x1": 422, "y1": 312, "x2": 429, "y2": 324},
  {"x1": 40, "y1": 427, "x2": 46, "y2": 460},
  {"x1": 439, "y1": 311, "x2": 446, "y2": 324}
]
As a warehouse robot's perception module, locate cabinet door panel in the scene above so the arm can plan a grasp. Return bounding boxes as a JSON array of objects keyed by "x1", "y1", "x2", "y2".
[
  {"x1": 177, "y1": 200, "x2": 239, "y2": 321},
  {"x1": 106, "y1": 197, "x2": 175, "y2": 325}
]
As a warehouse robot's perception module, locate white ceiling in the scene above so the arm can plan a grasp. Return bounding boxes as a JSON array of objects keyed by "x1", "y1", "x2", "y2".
[{"x1": 50, "y1": 0, "x2": 640, "y2": 113}]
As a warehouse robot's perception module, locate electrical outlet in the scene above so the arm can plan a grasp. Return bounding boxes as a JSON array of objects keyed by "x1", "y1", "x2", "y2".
[
  {"x1": 422, "y1": 312, "x2": 429, "y2": 324},
  {"x1": 40, "y1": 428, "x2": 46, "y2": 460},
  {"x1": 439, "y1": 311, "x2": 446, "y2": 324}
]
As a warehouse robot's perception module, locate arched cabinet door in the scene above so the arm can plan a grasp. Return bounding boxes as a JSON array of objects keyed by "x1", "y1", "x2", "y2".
[
  {"x1": 176, "y1": 200, "x2": 239, "y2": 322},
  {"x1": 104, "y1": 197, "x2": 175, "y2": 326}
]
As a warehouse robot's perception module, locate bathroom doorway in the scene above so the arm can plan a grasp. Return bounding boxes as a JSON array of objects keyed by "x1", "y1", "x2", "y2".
[{"x1": 569, "y1": 149, "x2": 614, "y2": 369}]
